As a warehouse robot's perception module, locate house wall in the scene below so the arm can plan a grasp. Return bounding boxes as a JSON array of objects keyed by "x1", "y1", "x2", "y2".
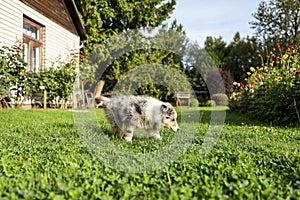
[{"x1": 0, "y1": 0, "x2": 81, "y2": 67}]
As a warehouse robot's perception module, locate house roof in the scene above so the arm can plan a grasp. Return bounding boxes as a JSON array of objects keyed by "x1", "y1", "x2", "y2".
[{"x1": 20, "y1": 0, "x2": 87, "y2": 41}]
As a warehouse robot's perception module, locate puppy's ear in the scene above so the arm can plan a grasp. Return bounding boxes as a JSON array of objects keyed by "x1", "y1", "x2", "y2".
[{"x1": 161, "y1": 104, "x2": 169, "y2": 113}]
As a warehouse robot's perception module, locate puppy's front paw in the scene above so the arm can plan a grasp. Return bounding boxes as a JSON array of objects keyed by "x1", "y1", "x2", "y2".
[
  {"x1": 125, "y1": 136, "x2": 133, "y2": 142},
  {"x1": 153, "y1": 134, "x2": 162, "y2": 141},
  {"x1": 124, "y1": 132, "x2": 133, "y2": 142}
]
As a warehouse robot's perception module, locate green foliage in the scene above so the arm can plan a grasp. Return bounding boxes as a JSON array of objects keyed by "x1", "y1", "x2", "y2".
[
  {"x1": 211, "y1": 94, "x2": 229, "y2": 106},
  {"x1": 250, "y1": 0, "x2": 300, "y2": 49},
  {"x1": 206, "y1": 68, "x2": 234, "y2": 97},
  {"x1": 205, "y1": 100, "x2": 216, "y2": 107},
  {"x1": 230, "y1": 44, "x2": 300, "y2": 125},
  {"x1": 74, "y1": 0, "x2": 176, "y2": 53},
  {"x1": 225, "y1": 35, "x2": 262, "y2": 82},
  {"x1": 28, "y1": 61, "x2": 77, "y2": 107},
  {"x1": 114, "y1": 64, "x2": 191, "y2": 103},
  {"x1": 203, "y1": 34, "x2": 262, "y2": 83},
  {"x1": 0, "y1": 108, "x2": 299, "y2": 198},
  {"x1": 0, "y1": 44, "x2": 77, "y2": 108},
  {"x1": 189, "y1": 98, "x2": 199, "y2": 107},
  {"x1": 184, "y1": 41, "x2": 238, "y2": 103},
  {"x1": 81, "y1": 23, "x2": 189, "y2": 103},
  {"x1": 74, "y1": 0, "x2": 183, "y2": 103},
  {"x1": 184, "y1": 43, "x2": 214, "y2": 102},
  {"x1": 205, "y1": 36, "x2": 228, "y2": 68},
  {"x1": 0, "y1": 43, "x2": 30, "y2": 105},
  {"x1": 200, "y1": 32, "x2": 286, "y2": 96}
]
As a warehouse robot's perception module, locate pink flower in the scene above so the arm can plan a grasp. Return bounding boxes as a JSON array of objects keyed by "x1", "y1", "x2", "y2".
[
  {"x1": 291, "y1": 70, "x2": 298, "y2": 75},
  {"x1": 240, "y1": 82, "x2": 245, "y2": 88}
]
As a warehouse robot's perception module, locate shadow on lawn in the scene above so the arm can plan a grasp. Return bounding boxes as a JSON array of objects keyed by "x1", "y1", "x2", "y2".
[
  {"x1": 177, "y1": 107, "x2": 264, "y2": 127},
  {"x1": 178, "y1": 107, "x2": 227, "y2": 125}
]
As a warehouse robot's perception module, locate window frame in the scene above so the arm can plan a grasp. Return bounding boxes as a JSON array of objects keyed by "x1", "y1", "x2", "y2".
[{"x1": 23, "y1": 16, "x2": 45, "y2": 72}]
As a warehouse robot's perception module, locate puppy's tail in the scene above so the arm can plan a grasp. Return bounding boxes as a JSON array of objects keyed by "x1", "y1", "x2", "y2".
[
  {"x1": 96, "y1": 96, "x2": 111, "y2": 102},
  {"x1": 94, "y1": 96, "x2": 111, "y2": 108}
]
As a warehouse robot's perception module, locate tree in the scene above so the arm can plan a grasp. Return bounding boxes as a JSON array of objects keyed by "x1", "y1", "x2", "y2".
[
  {"x1": 100, "y1": 22, "x2": 190, "y2": 102},
  {"x1": 225, "y1": 34, "x2": 262, "y2": 82},
  {"x1": 202, "y1": 33, "x2": 262, "y2": 83},
  {"x1": 78, "y1": 20, "x2": 188, "y2": 102},
  {"x1": 204, "y1": 36, "x2": 228, "y2": 68},
  {"x1": 74, "y1": 0, "x2": 177, "y2": 99},
  {"x1": 184, "y1": 42, "x2": 216, "y2": 102},
  {"x1": 75, "y1": 0, "x2": 176, "y2": 53},
  {"x1": 250, "y1": 0, "x2": 300, "y2": 48}
]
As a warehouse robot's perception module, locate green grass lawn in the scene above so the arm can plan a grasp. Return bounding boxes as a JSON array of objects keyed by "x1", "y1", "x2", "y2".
[{"x1": 0, "y1": 108, "x2": 299, "y2": 199}]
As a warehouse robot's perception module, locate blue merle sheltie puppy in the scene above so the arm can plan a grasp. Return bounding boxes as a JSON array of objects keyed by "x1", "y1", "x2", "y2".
[{"x1": 99, "y1": 95, "x2": 180, "y2": 142}]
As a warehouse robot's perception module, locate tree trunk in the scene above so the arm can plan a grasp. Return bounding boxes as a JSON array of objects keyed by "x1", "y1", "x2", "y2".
[
  {"x1": 94, "y1": 80, "x2": 105, "y2": 98},
  {"x1": 94, "y1": 80, "x2": 105, "y2": 108}
]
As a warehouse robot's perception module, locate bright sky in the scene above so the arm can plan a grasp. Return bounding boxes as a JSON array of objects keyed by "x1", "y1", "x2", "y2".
[{"x1": 168, "y1": 0, "x2": 262, "y2": 46}]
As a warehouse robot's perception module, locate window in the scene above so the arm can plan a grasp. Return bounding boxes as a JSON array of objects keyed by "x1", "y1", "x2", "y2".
[{"x1": 23, "y1": 17, "x2": 44, "y2": 72}]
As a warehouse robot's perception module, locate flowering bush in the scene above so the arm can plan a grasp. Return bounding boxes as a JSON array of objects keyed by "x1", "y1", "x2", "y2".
[
  {"x1": 229, "y1": 44, "x2": 300, "y2": 125},
  {"x1": 0, "y1": 43, "x2": 77, "y2": 108},
  {"x1": 28, "y1": 61, "x2": 77, "y2": 108},
  {"x1": 0, "y1": 43, "x2": 30, "y2": 106}
]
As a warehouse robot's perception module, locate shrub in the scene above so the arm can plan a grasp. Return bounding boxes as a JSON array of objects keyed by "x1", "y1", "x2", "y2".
[
  {"x1": 211, "y1": 93, "x2": 229, "y2": 106},
  {"x1": 229, "y1": 44, "x2": 300, "y2": 125},
  {"x1": 0, "y1": 43, "x2": 77, "y2": 108},
  {"x1": 190, "y1": 98, "x2": 199, "y2": 107},
  {"x1": 28, "y1": 60, "x2": 77, "y2": 108},
  {"x1": 206, "y1": 100, "x2": 216, "y2": 107},
  {"x1": 206, "y1": 68, "x2": 234, "y2": 97},
  {"x1": 0, "y1": 43, "x2": 30, "y2": 106}
]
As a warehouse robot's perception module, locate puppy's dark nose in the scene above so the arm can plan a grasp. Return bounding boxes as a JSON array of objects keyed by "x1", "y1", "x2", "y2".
[{"x1": 177, "y1": 128, "x2": 180, "y2": 132}]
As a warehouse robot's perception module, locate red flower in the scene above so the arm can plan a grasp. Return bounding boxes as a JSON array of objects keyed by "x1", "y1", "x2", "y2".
[
  {"x1": 289, "y1": 44, "x2": 293, "y2": 50},
  {"x1": 239, "y1": 82, "x2": 245, "y2": 88},
  {"x1": 250, "y1": 81, "x2": 255, "y2": 86},
  {"x1": 256, "y1": 76, "x2": 262, "y2": 81},
  {"x1": 275, "y1": 43, "x2": 281, "y2": 50},
  {"x1": 276, "y1": 57, "x2": 280, "y2": 63}
]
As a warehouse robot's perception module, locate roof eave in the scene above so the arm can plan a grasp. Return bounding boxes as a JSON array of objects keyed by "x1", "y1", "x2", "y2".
[{"x1": 64, "y1": 0, "x2": 87, "y2": 41}]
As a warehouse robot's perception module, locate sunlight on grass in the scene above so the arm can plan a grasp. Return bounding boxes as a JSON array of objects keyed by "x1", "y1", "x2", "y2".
[{"x1": 0, "y1": 108, "x2": 299, "y2": 199}]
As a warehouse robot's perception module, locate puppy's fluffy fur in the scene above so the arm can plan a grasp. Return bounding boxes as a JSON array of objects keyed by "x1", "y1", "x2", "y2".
[{"x1": 100, "y1": 95, "x2": 179, "y2": 142}]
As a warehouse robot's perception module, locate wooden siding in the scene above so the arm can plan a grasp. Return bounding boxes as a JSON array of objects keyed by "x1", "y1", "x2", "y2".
[
  {"x1": 20, "y1": 0, "x2": 79, "y2": 37},
  {"x1": 0, "y1": 0, "x2": 23, "y2": 45},
  {"x1": 0, "y1": 0, "x2": 81, "y2": 67}
]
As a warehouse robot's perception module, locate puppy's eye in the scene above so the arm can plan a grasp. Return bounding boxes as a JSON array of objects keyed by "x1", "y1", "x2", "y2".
[
  {"x1": 172, "y1": 119, "x2": 175, "y2": 122},
  {"x1": 166, "y1": 116, "x2": 170, "y2": 119}
]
